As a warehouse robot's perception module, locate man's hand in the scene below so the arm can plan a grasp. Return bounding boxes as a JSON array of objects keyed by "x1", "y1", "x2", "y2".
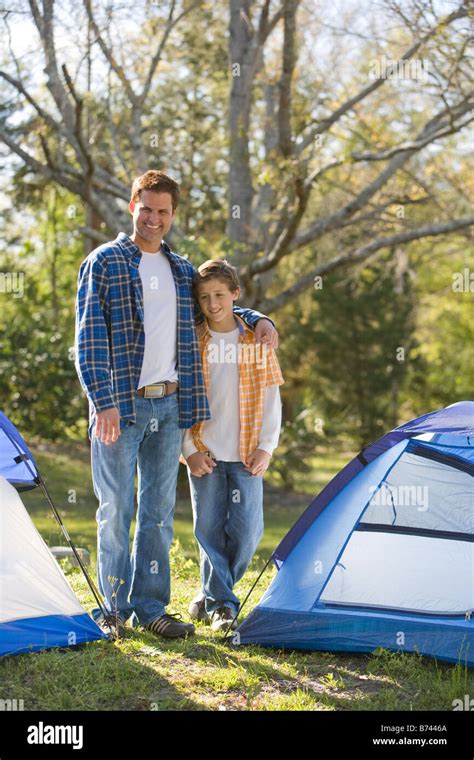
[
  {"x1": 186, "y1": 451, "x2": 217, "y2": 477},
  {"x1": 244, "y1": 448, "x2": 271, "y2": 476},
  {"x1": 95, "y1": 408, "x2": 121, "y2": 445},
  {"x1": 255, "y1": 319, "x2": 279, "y2": 349}
]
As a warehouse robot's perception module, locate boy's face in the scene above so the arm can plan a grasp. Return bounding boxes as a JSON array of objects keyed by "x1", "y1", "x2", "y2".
[{"x1": 197, "y1": 278, "x2": 240, "y2": 329}]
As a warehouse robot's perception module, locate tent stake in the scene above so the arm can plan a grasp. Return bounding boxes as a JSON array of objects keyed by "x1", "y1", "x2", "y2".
[{"x1": 223, "y1": 554, "x2": 274, "y2": 642}]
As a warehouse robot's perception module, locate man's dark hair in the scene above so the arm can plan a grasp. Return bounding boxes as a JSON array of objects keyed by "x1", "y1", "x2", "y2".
[{"x1": 130, "y1": 170, "x2": 180, "y2": 210}]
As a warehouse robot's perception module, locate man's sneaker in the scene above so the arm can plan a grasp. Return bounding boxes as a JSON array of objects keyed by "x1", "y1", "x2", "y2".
[
  {"x1": 210, "y1": 607, "x2": 238, "y2": 633},
  {"x1": 144, "y1": 613, "x2": 195, "y2": 639},
  {"x1": 97, "y1": 613, "x2": 126, "y2": 640},
  {"x1": 188, "y1": 593, "x2": 209, "y2": 622}
]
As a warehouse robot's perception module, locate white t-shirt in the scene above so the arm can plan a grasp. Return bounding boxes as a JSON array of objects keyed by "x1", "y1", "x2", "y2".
[
  {"x1": 138, "y1": 249, "x2": 178, "y2": 388},
  {"x1": 182, "y1": 326, "x2": 282, "y2": 462}
]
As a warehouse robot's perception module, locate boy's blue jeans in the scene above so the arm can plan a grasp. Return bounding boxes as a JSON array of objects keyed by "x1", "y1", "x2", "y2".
[
  {"x1": 188, "y1": 460, "x2": 264, "y2": 615},
  {"x1": 90, "y1": 393, "x2": 182, "y2": 626}
]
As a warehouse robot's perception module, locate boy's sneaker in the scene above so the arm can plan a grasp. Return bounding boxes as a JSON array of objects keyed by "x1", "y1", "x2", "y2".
[
  {"x1": 97, "y1": 614, "x2": 126, "y2": 640},
  {"x1": 144, "y1": 613, "x2": 195, "y2": 639},
  {"x1": 210, "y1": 607, "x2": 238, "y2": 632},
  {"x1": 188, "y1": 593, "x2": 209, "y2": 622}
]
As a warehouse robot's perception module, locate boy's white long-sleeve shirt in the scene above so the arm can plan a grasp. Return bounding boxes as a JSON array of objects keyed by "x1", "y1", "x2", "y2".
[{"x1": 182, "y1": 326, "x2": 282, "y2": 462}]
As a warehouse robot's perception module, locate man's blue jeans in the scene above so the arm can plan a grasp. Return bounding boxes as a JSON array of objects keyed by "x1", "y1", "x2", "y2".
[
  {"x1": 188, "y1": 460, "x2": 264, "y2": 615},
  {"x1": 91, "y1": 393, "x2": 182, "y2": 626}
]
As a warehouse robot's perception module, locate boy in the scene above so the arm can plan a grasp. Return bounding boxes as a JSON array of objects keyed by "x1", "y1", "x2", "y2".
[{"x1": 182, "y1": 260, "x2": 284, "y2": 632}]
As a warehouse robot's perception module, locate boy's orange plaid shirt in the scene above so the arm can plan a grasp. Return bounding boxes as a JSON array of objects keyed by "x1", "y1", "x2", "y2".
[{"x1": 190, "y1": 315, "x2": 284, "y2": 463}]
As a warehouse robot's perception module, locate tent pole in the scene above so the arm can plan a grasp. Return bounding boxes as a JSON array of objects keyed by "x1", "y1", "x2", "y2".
[
  {"x1": 38, "y1": 476, "x2": 112, "y2": 629},
  {"x1": 223, "y1": 554, "x2": 274, "y2": 642}
]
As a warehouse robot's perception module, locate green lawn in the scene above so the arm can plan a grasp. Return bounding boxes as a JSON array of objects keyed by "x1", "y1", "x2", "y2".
[
  {"x1": 1, "y1": 442, "x2": 472, "y2": 711},
  {"x1": 20, "y1": 440, "x2": 347, "y2": 564}
]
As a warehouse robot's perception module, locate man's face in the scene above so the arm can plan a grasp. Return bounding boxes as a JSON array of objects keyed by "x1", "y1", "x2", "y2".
[{"x1": 129, "y1": 190, "x2": 176, "y2": 250}]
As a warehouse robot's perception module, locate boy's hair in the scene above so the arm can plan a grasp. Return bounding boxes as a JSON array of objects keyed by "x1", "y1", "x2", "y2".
[
  {"x1": 130, "y1": 170, "x2": 180, "y2": 210},
  {"x1": 192, "y1": 259, "x2": 240, "y2": 300}
]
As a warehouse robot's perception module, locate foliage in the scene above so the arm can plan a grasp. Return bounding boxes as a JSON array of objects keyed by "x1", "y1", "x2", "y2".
[
  {"x1": 276, "y1": 239, "x2": 472, "y2": 454},
  {"x1": 0, "y1": 3, "x2": 472, "y2": 444},
  {"x1": 309, "y1": 253, "x2": 419, "y2": 447},
  {"x1": 0, "y1": 187, "x2": 88, "y2": 440},
  {"x1": 271, "y1": 405, "x2": 324, "y2": 489}
]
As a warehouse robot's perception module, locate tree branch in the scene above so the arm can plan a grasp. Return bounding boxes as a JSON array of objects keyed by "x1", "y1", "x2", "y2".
[
  {"x1": 258, "y1": 0, "x2": 283, "y2": 45},
  {"x1": 351, "y1": 115, "x2": 474, "y2": 161},
  {"x1": 295, "y1": 5, "x2": 470, "y2": 155},
  {"x1": 0, "y1": 127, "x2": 83, "y2": 196},
  {"x1": 83, "y1": 0, "x2": 136, "y2": 103},
  {"x1": 28, "y1": 0, "x2": 77, "y2": 138},
  {"x1": 78, "y1": 226, "x2": 110, "y2": 244},
  {"x1": 139, "y1": 0, "x2": 203, "y2": 106},
  {"x1": 251, "y1": 158, "x2": 342, "y2": 274},
  {"x1": 0, "y1": 70, "x2": 63, "y2": 134},
  {"x1": 61, "y1": 62, "x2": 94, "y2": 179},
  {"x1": 258, "y1": 215, "x2": 474, "y2": 313},
  {"x1": 0, "y1": 71, "x2": 129, "y2": 201},
  {"x1": 289, "y1": 94, "x2": 474, "y2": 254}
]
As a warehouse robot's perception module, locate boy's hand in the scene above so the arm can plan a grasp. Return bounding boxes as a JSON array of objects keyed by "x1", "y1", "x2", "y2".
[
  {"x1": 186, "y1": 451, "x2": 216, "y2": 477},
  {"x1": 244, "y1": 448, "x2": 271, "y2": 477},
  {"x1": 95, "y1": 408, "x2": 121, "y2": 445},
  {"x1": 255, "y1": 319, "x2": 279, "y2": 349}
]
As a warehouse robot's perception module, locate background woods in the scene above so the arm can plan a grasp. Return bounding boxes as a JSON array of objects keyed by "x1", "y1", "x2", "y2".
[{"x1": 0, "y1": 0, "x2": 472, "y2": 477}]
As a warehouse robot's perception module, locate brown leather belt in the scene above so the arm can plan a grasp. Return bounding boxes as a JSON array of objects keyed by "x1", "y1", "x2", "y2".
[{"x1": 136, "y1": 381, "x2": 178, "y2": 398}]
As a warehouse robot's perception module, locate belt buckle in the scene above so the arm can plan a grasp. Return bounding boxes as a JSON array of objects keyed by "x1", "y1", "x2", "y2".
[{"x1": 144, "y1": 383, "x2": 165, "y2": 398}]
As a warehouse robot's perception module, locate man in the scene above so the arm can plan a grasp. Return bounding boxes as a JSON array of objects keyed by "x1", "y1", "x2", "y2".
[{"x1": 75, "y1": 170, "x2": 278, "y2": 639}]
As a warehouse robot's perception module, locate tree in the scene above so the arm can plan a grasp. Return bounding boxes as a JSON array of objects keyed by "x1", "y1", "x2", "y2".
[
  {"x1": 0, "y1": 185, "x2": 88, "y2": 439},
  {"x1": 0, "y1": 0, "x2": 472, "y2": 307},
  {"x1": 308, "y1": 251, "x2": 419, "y2": 446}
]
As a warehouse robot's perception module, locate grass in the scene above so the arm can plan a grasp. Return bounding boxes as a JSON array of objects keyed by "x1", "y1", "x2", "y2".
[{"x1": 1, "y1": 441, "x2": 472, "y2": 711}]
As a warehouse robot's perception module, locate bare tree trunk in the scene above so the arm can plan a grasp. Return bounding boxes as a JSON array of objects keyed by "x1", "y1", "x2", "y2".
[
  {"x1": 228, "y1": 0, "x2": 255, "y2": 256},
  {"x1": 47, "y1": 187, "x2": 59, "y2": 323}
]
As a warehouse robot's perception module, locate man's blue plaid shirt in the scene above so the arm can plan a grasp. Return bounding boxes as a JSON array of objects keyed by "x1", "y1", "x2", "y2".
[{"x1": 75, "y1": 233, "x2": 267, "y2": 436}]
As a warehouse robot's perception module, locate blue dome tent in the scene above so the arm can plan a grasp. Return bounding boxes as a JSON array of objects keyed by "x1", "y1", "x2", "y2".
[
  {"x1": 0, "y1": 410, "x2": 41, "y2": 490},
  {"x1": 0, "y1": 412, "x2": 107, "y2": 656},
  {"x1": 236, "y1": 402, "x2": 474, "y2": 667}
]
